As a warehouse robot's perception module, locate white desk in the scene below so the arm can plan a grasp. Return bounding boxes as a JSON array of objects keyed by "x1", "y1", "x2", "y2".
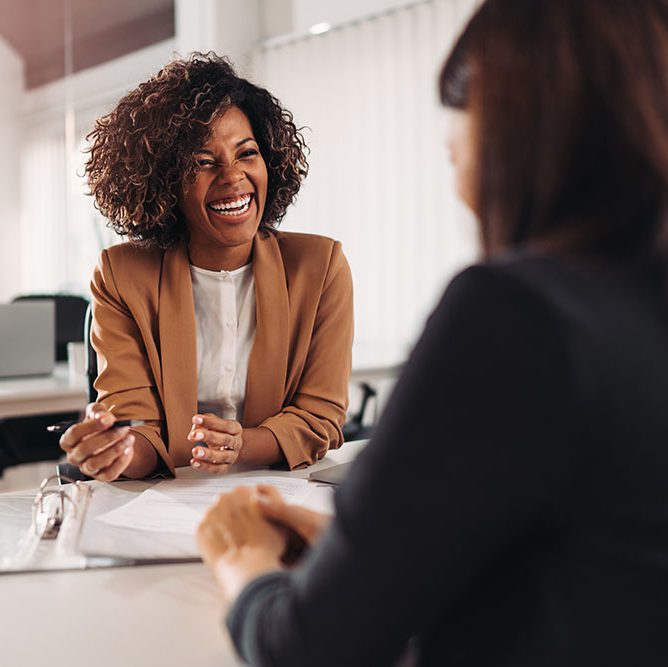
[
  {"x1": 0, "y1": 363, "x2": 87, "y2": 419},
  {"x1": 0, "y1": 441, "x2": 366, "y2": 667}
]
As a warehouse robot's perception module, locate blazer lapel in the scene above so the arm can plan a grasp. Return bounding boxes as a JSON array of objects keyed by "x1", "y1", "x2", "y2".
[
  {"x1": 159, "y1": 241, "x2": 198, "y2": 463},
  {"x1": 244, "y1": 232, "x2": 290, "y2": 427}
]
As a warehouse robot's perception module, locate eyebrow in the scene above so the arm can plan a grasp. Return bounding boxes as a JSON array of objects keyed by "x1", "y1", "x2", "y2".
[{"x1": 194, "y1": 137, "x2": 257, "y2": 154}]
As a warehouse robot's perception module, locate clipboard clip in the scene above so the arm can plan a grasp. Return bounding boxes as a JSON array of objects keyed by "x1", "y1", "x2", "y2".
[
  {"x1": 0, "y1": 473, "x2": 93, "y2": 572},
  {"x1": 32, "y1": 474, "x2": 82, "y2": 540}
]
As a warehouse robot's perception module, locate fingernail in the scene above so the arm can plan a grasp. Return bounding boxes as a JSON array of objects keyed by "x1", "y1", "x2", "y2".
[
  {"x1": 193, "y1": 416, "x2": 203, "y2": 425},
  {"x1": 192, "y1": 460, "x2": 201, "y2": 468},
  {"x1": 124, "y1": 446, "x2": 132, "y2": 455},
  {"x1": 196, "y1": 448, "x2": 205, "y2": 458},
  {"x1": 194, "y1": 432, "x2": 204, "y2": 440},
  {"x1": 101, "y1": 415, "x2": 114, "y2": 426}
]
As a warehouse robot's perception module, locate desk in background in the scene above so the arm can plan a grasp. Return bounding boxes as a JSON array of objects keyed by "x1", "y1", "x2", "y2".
[
  {"x1": 0, "y1": 362, "x2": 87, "y2": 419},
  {"x1": 0, "y1": 440, "x2": 366, "y2": 667}
]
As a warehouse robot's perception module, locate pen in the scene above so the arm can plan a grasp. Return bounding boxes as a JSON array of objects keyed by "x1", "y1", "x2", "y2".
[{"x1": 46, "y1": 419, "x2": 145, "y2": 434}]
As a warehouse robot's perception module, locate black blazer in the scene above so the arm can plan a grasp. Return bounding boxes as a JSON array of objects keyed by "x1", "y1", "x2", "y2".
[{"x1": 228, "y1": 252, "x2": 668, "y2": 667}]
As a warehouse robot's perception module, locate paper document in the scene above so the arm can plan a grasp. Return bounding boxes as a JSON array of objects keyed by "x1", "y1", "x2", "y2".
[{"x1": 97, "y1": 475, "x2": 314, "y2": 535}]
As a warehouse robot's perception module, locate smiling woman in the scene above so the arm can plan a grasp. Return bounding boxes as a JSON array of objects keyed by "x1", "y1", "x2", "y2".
[{"x1": 57, "y1": 53, "x2": 353, "y2": 481}]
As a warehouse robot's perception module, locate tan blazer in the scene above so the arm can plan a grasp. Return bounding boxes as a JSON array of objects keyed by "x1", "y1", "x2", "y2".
[{"x1": 90, "y1": 231, "x2": 353, "y2": 475}]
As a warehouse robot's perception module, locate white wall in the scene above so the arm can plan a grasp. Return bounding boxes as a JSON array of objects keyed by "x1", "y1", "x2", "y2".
[
  {"x1": 175, "y1": 0, "x2": 261, "y2": 75},
  {"x1": 18, "y1": 39, "x2": 176, "y2": 297},
  {"x1": 0, "y1": 37, "x2": 24, "y2": 302},
  {"x1": 24, "y1": 39, "x2": 175, "y2": 130},
  {"x1": 292, "y1": 0, "x2": 417, "y2": 32}
]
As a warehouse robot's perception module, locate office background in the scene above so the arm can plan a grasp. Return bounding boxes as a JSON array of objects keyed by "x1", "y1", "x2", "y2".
[{"x1": 0, "y1": 0, "x2": 479, "y2": 364}]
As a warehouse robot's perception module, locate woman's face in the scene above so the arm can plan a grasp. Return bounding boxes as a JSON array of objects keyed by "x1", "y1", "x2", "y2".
[
  {"x1": 445, "y1": 108, "x2": 477, "y2": 212},
  {"x1": 179, "y1": 106, "x2": 269, "y2": 252}
]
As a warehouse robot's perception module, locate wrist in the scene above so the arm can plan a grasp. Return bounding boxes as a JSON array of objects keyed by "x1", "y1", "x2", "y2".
[
  {"x1": 122, "y1": 435, "x2": 158, "y2": 478},
  {"x1": 237, "y1": 427, "x2": 283, "y2": 466},
  {"x1": 213, "y1": 546, "x2": 282, "y2": 605}
]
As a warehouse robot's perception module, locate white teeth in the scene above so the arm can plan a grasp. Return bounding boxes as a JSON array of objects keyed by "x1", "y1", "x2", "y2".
[
  {"x1": 209, "y1": 194, "x2": 252, "y2": 213},
  {"x1": 215, "y1": 200, "x2": 250, "y2": 216}
]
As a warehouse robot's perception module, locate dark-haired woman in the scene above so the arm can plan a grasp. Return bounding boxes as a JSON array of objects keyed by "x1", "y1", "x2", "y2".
[
  {"x1": 58, "y1": 55, "x2": 353, "y2": 480},
  {"x1": 197, "y1": 1, "x2": 668, "y2": 665}
]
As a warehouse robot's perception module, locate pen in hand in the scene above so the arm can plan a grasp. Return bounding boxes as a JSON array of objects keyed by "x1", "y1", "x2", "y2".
[{"x1": 46, "y1": 419, "x2": 145, "y2": 434}]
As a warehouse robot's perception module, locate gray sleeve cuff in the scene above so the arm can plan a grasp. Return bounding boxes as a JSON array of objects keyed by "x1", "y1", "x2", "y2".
[{"x1": 226, "y1": 571, "x2": 294, "y2": 666}]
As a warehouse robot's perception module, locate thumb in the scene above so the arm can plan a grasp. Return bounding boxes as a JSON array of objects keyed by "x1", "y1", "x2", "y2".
[
  {"x1": 85, "y1": 402, "x2": 107, "y2": 419},
  {"x1": 255, "y1": 491, "x2": 302, "y2": 528}
]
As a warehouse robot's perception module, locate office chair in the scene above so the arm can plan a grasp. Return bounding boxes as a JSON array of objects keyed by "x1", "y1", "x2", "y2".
[
  {"x1": 84, "y1": 303, "x2": 97, "y2": 404},
  {"x1": 342, "y1": 382, "x2": 377, "y2": 442},
  {"x1": 57, "y1": 304, "x2": 97, "y2": 482},
  {"x1": 0, "y1": 294, "x2": 90, "y2": 474}
]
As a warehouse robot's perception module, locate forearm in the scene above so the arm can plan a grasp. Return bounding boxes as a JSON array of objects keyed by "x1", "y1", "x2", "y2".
[
  {"x1": 123, "y1": 434, "x2": 159, "y2": 478},
  {"x1": 239, "y1": 427, "x2": 284, "y2": 466}
]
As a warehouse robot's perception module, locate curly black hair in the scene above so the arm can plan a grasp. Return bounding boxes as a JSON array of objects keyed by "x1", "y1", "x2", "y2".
[{"x1": 85, "y1": 53, "x2": 308, "y2": 248}]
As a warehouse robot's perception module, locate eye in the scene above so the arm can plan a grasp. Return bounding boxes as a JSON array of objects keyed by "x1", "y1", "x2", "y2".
[
  {"x1": 239, "y1": 148, "x2": 259, "y2": 159},
  {"x1": 196, "y1": 158, "x2": 216, "y2": 168}
]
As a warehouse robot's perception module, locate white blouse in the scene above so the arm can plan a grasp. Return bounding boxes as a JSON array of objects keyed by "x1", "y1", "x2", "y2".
[{"x1": 190, "y1": 263, "x2": 256, "y2": 422}]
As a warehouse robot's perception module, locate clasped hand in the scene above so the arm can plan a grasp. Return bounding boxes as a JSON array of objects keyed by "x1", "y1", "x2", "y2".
[
  {"x1": 197, "y1": 484, "x2": 331, "y2": 603},
  {"x1": 188, "y1": 413, "x2": 243, "y2": 473}
]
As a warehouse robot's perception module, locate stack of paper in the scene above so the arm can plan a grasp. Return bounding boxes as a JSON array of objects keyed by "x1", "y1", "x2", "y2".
[
  {"x1": 97, "y1": 475, "x2": 314, "y2": 534},
  {"x1": 78, "y1": 474, "x2": 334, "y2": 561}
]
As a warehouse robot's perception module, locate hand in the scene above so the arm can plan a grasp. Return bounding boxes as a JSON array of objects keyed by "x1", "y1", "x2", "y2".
[
  {"x1": 58, "y1": 403, "x2": 135, "y2": 482},
  {"x1": 187, "y1": 413, "x2": 243, "y2": 473},
  {"x1": 197, "y1": 487, "x2": 284, "y2": 604},
  {"x1": 255, "y1": 484, "x2": 331, "y2": 564}
]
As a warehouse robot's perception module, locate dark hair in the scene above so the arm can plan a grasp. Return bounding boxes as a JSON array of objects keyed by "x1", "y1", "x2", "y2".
[
  {"x1": 85, "y1": 53, "x2": 308, "y2": 249},
  {"x1": 439, "y1": 0, "x2": 668, "y2": 264}
]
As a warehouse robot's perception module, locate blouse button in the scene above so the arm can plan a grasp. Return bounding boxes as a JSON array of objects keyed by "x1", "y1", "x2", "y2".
[
  {"x1": 224, "y1": 364, "x2": 233, "y2": 373},
  {"x1": 226, "y1": 320, "x2": 235, "y2": 328}
]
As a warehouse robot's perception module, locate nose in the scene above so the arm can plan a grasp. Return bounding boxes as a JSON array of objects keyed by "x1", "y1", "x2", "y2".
[{"x1": 216, "y1": 162, "x2": 245, "y2": 186}]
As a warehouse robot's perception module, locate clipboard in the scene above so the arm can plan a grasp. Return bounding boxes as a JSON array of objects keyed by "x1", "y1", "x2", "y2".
[{"x1": 0, "y1": 473, "x2": 199, "y2": 575}]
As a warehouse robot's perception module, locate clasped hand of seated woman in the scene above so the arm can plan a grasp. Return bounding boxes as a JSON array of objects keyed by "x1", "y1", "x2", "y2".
[
  {"x1": 188, "y1": 413, "x2": 243, "y2": 472},
  {"x1": 188, "y1": 413, "x2": 283, "y2": 474},
  {"x1": 197, "y1": 484, "x2": 331, "y2": 604}
]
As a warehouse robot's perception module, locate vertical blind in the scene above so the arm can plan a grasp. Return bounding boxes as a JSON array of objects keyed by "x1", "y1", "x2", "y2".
[{"x1": 254, "y1": 0, "x2": 481, "y2": 362}]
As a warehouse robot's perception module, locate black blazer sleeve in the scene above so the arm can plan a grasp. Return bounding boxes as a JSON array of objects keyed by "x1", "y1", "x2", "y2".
[{"x1": 227, "y1": 264, "x2": 580, "y2": 666}]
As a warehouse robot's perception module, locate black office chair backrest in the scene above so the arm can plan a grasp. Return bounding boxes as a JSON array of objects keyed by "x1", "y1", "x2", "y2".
[
  {"x1": 56, "y1": 305, "x2": 98, "y2": 483},
  {"x1": 342, "y1": 382, "x2": 377, "y2": 442},
  {"x1": 11, "y1": 294, "x2": 89, "y2": 362},
  {"x1": 84, "y1": 303, "x2": 98, "y2": 404}
]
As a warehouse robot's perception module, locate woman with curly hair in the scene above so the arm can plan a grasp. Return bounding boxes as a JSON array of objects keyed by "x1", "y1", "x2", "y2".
[{"x1": 58, "y1": 53, "x2": 353, "y2": 481}]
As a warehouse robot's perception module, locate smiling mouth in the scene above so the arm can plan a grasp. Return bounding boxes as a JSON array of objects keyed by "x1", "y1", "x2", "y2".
[{"x1": 207, "y1": 194, "x2": 253, "y2": 217}]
